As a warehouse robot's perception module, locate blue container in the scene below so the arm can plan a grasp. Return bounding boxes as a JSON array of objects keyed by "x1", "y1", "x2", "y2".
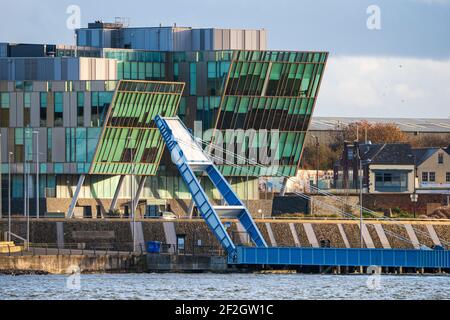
[{"x1": 146, "y1": 241, "x2": 162, "y2": 254}]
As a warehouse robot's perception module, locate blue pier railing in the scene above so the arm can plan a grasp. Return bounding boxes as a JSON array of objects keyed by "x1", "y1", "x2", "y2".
[{"x1": 232, "y1": 247, "x2": 450, "y2": 269}]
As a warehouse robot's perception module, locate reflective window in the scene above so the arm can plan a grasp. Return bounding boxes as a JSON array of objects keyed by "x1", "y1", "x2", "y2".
[
  {"x1": 24, "y1": 92, "x2": 31, "y2": 127},
  {"x1": 190, "y1": 63, "x2": 197, "y2": 96},
  {"x1": 429, "y1": 172, "x2": 436, "y2": 182},
  {"x1": 54, "y1": 92, "x2": 64, "y2": 127},
  {"x1": 40, "y1": 92, "x2": 47, "y2": 127},
  {"x1": 77, "y1": 92, "x2": 84, "y2": 126},
  {"x1": 0, "y1": 92, "x2": 9, "y2": 127},
  {"x1": 14, "y1": 128, "x2": 24, "y2": 162},
  {"x1": 375, "y1": 171, "x2": 409, "y2": 192},
  {"x1": 438, "y1": 153, "x2": 444, "y2": 164},
  {"x1": 47, "y1": 128, "x2": 52, "y2": 162},
  {"x1": 91, "y1": 92, "x2": 113, "y2": 127}
]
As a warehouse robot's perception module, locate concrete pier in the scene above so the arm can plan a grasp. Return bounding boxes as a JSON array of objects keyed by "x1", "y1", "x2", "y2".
[
  {"x1": 0, "y1": 254, "x2": 147, "y2": 275},
  {"x1": 146, "y1": 254, "x2": 228, "y2": 273}
]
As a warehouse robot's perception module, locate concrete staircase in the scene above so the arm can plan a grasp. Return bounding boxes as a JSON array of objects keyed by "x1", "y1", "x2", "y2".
[{"x1": 0, "y1": 242, "x2": 23, "y2": 254}]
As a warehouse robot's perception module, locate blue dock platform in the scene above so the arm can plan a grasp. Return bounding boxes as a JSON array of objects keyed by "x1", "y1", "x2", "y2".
[{"x1": 231, "y1": 247, "x2": 450, "y2": 269}]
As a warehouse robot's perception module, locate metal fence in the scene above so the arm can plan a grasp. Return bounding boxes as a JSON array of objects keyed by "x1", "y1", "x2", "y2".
[
  {"x1": 0, "y1": 242, "x2": 142, "y2": 257},
  {"x1": 0, "y1": 242, "x2": 225, "y2": 258},
  {"x1": 159, "y1": 243, "x2": 225, "y2": 257}
]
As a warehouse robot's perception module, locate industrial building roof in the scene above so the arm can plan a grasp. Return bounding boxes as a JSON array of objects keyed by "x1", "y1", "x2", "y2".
[{"x1": 310, "y1": 117, "x2": 450, "y2": 133}]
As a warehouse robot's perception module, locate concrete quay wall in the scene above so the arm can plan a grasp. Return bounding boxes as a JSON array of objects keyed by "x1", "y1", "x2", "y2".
[{"x1": 0, "y1": 254, "x2": 146, "y2": 275}]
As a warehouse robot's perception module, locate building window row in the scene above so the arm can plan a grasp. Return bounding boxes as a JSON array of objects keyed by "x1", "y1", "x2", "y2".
[
  {"x1": 118, "y1": 62, "x2": 166, "y2": 81},
  {"x1": 0, "y1": 91, "x2": 113, "y2": 129}
]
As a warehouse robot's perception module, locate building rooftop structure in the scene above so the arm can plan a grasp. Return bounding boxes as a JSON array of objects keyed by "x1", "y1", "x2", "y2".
[{"x1": 76, "y1": 21, "x2": 267, "y2": 52}]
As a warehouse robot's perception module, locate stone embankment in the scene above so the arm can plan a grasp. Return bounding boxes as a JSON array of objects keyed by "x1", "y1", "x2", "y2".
[
  {"x1": 1, "y1": 219, "x2": 449, "y2": 250},
  {"x1": 0, "y1": 219, "x2": 449, "y2": 274}
]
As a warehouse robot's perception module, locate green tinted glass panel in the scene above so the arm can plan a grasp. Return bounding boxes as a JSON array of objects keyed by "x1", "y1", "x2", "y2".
[
  {"x1": 90, "y1": 80, "x2": 185, "y2": 175},
  {"x1": 215, "y1": 50, "x2": 328, "y2": 177}
]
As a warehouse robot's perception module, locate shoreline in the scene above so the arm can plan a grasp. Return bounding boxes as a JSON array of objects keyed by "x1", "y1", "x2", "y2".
[{"x1": 1, "y1": 254, "x2": 449, "y2": 276}]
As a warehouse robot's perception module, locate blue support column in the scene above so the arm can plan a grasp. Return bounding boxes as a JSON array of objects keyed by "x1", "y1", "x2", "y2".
[{"x1": 206, "y1": 165, "x2": 267, "y2": 248}]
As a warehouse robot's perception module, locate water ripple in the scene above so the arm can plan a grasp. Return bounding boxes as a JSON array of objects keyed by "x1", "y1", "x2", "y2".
[{"x1": 0, "y1": 274, "x2": 450, "y2": 300}]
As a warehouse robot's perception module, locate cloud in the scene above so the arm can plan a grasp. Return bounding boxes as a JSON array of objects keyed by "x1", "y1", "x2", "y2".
[{"x1": 316, "y1": 56, "x2": 450, "y2": 118}]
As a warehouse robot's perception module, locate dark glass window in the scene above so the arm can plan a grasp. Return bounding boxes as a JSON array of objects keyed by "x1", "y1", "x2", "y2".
[
  {"x1": 0, "y1": 92, "x2": 9, "y2": 127},
  {"x1": 190, "y1": 63, "x2": 197, "y2": 96},
  {"x1": 40, "y1": 92, "x2": 47, "y2": 127},
  {"x1": 47, "y1": 128, "x2": 52, "y2": 162},
  {"x1": 77, "y1": 92, "x2": 85, "y2": 126},
  {"x1": 429, "y1": 172, "x2": 436, "y2": 182},
  {"x1": 374, "y1": 171, "x2": 408, "y2": 192},
  {"x1": 91, "y1": 92, "x2": 113, "y2": 127},
  {"x1": 14, "y1": 128, "x2": 24, "y2": 163},
  {"x1": 24, "y1": 92, "x2": 31, "y2": 127},
  {"x1": 54, "y1": 92, "x2": 64, "y2": 127}
]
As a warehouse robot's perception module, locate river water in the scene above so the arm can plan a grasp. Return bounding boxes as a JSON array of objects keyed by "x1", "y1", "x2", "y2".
[{"x1": 1, "y1": 274, "x2": 449, "y2": 300}]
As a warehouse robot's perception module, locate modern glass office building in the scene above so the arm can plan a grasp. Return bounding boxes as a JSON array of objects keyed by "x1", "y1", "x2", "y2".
[{"x1": 0, "y1": 22, "x2": 328, "y2": 218}]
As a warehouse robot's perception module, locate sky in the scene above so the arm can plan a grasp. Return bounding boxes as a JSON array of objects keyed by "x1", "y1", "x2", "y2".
[{"x1": 1, "y1": 0, "x2": 450, "y2": 118}]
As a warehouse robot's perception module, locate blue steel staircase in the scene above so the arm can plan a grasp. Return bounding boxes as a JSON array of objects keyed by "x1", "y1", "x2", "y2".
[{"x1": 155, "y1": 116, "x2": 268, "y2": 258}]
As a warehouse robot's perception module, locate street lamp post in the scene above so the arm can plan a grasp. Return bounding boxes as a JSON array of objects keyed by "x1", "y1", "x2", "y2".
[
  {"x1": 0, "y1": 132, "x2": 2, "y2": 221},
  {"x1": 355, "y1": 143, "x2": 371, "y2": 249},
  {"x1": 25, "y1": 159, "x2": 30, "y2": 250},
  {"x1": 311, "y1": 135, "x2": 320, "y2": 194},
  {"x1": 33, "y1": 131, "x2": 40, "y2": 219},
  {"x1": 8, "y1": 152, "x2": 13, "y2": 242},
  {"x1": 128, "y1": 136, "x2": 136, "y2": 253},
  {"x1": 410, "y1": 193, "x2": 419, "y2": 219},
  {"x1": 359, "y1": 157, "x2": 364, "y2": 248}
]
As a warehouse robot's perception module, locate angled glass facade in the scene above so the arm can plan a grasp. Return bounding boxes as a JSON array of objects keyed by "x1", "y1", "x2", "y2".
[
  {"x1": 95, "y1": 49, "x2": 328, "y2": 177},
  {"x1": 215, "y1": 51, "x2": 327, "y2": 177},
  {"x1": 90, "y1": 80, "x2": 184, "y2": 175}
]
